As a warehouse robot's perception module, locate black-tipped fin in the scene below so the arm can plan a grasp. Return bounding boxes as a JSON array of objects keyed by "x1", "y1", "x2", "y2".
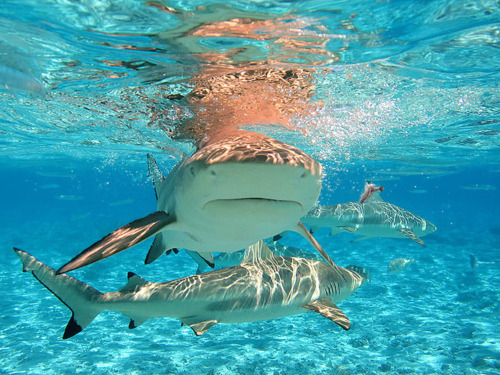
[
  {"x1": 14, "y1": 248, "x2": 103, "y2": 340},
  {"x1": 165, "y1": 248, "x2": 179, "y2": 255},
  {"x1": 272, "y1": 233, "x2": 284, "y2": 242},
  {"x1": 63, "y1": 315, "x2": 83, "y2": 339},
  {"x1": 186, "y1": 250, "x2": 215, "y2": 269},
  {"x1": 57, "y1": 211, "x2": 174, "y2": 274},
  {"x1": 187, "y1": 319, "x2": 217, "y2": 336},
  {"x1": 128, "y1": 316, "x2": 149, "y2": 329},
  {"x1": 120, "y1": 272, "x2": 149, "y2": 292},
  {"x1": 303, "y1": 299, "x2": 351, "y2": 330},
  {"x1": 145, "y1": 232, "x2": 165, "y2": 264}
]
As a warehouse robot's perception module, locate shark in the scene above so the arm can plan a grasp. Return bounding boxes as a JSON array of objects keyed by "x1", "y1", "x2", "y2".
[
  {"x1": 300, "y1": 186, "x2": 437, "y2": 246},
  {"x1": 15, "y1": 241, "x2": 368, "y2": 339},
  {"x1": 56, "y1": 129, "x2": 336, "y2": 274}
]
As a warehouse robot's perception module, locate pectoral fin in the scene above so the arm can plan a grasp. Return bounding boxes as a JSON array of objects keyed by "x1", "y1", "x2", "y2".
[
  {"x1": 187, "y1": 319, "x2": 217, "y2": 336},
  {"x1": 292, "y1": 221, "x2": 338, "y2": 269},
  {"x1": 57, "y1": 211, "x2": 173, "y2": 274},
  {"x1": 350, "y1": 236, "x2": 370, "y2": 243},
  {"x1": 338, "y1": 226, "x2": 357, "y2": 233},
  {"x1": 398, "y1": 229, "x2": 426, "y2": 246},
  {"x1": 303, "y1": 299, "x2": 351, "y2": 330},
  {"x1": 186, "y1": 250, "x2": 215, "y2": 269},
  {"x1": 145, "y1": 232, "x2": 165, "y2": 264}
]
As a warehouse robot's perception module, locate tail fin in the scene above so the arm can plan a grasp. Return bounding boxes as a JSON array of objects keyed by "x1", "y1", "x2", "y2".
[
  {"x1": 14, "y1": 248, "x2": 103, "y2": 339},
  {"x1": 346, "y1": 265, "x2": 371, "y2": 283}
]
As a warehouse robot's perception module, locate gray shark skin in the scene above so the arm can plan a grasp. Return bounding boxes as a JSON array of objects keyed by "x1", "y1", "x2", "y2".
[
  {"x1": 56, "y1": 129, "x2": 337, "y2": 274},
  {"x1": 15, "y1": 241, "x2": 367, "y2": 339},
  {"x1": 302, "y1": 193, "x2": 437, "y2": 246},
  {"x1": 195, "y1": 241, "x2": 325, "y2": 274}
]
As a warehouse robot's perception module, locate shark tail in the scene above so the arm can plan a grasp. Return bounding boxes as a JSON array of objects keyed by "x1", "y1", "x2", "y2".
[{"x1": 14, "y1": 248, "x2": 104, "y2": 339}]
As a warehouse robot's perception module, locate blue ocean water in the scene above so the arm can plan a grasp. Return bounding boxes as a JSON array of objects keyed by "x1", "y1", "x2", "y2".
[{"x1": 1, "y1": 0, "x2": 499, "y2": 374}]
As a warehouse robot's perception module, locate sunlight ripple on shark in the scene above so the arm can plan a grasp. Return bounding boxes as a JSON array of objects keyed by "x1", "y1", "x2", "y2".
[
  {"x1": 15, "y1": 241, "x2": 368, "y2": 339},
  {"x1": 302, "y1": 184, "x2": 437, "y2": 246},
  {"x1": 195, "y1": 241, "x2": 325, "y2": 274},
  {"x1": 56, "y1": 129, "x2": 336, "y2": 274}
]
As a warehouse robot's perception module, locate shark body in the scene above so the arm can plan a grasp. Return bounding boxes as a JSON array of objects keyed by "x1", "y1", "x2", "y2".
[
  {"x1": 57, "y1": 129, "x2": 335, "y2": 274},
  {"x1": 195, "y1": 241, "x2": 325, "y2": 274},
  {"x1": 15, "y1": 242, "x2": 367, "y2": 339},
  {"x1": 302, "y1": 193, "x2": 436, "y2": 246}
]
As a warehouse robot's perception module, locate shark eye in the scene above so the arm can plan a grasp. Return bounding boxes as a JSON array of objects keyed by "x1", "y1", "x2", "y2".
[
  {"x1": 190, "y1": 166, "x2": 196, "y2": 177},
  {"x1": 210, "y1": 170, "x2": 216, "y2": 176},
  {"x1": 300, "y1": 172, "x2": 307, "y2": 178}
]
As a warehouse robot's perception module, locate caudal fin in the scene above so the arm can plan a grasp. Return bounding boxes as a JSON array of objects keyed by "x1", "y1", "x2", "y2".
[{"x1": 14, "y1": 248, "x2": 103, "y2": 339}]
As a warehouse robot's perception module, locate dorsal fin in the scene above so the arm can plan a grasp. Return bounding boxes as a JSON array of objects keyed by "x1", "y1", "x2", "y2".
[
  {"x1": 360, "y1": 181, "x2": 384, "y2": 203},
  {"x1": 366, "y1": 190, "x2": 384, "y2": 202},
  {"x1": 147, "y1": 154, "x2": 165, "y2": 200},
  {"x1": 119, "y1": 272, "x2": 149, "y2": 292},
  {"x1": 241, "y1": 240, "x2": 276, "y2": 264}
]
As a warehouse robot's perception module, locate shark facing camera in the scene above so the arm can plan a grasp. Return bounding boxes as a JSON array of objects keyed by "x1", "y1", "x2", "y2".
[{"x1": 55, "y1": 129, "x2": 338, "y2": 275}]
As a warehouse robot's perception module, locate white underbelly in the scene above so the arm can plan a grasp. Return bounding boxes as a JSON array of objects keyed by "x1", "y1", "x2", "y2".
[{"x1": 172, "y1": 200, "x2": 304, "y2": 252}]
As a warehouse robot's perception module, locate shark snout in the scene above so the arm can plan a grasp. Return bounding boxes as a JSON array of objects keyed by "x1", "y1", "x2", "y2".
[
  {"x1": 184, "y1": 161, "x2": 320, "y2": 207},
  {"x1": 425, "y1": 221, "x2": 437, "y2": 233}
]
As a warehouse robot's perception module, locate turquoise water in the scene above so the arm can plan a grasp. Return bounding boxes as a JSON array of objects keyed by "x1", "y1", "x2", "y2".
[{"x1": 1, "y1": 0, "x2": 499, "y2": 374}]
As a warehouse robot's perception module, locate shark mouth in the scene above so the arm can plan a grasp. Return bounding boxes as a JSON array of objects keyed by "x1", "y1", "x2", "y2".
[{"x1": 202, "y1": 198, "x2": 304, "y2": 217}]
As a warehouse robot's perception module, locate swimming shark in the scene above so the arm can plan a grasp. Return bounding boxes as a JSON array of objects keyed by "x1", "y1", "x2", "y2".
[
  {"x1": 301, "y1": 187, "x2": 437, "y2": 246},
  {"x1": 56, "y1": 129, "x2": 335, "y2": 274},
  {"x1": 15, "y1": 241, "x2": 368, "y2": 339}
]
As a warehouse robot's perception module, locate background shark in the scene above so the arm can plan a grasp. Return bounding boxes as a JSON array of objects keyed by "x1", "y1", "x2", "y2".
[
  {"x1": 57, "y1": 129, "x2": 338, "y2": 274},
  {"x1": 15, "y1": 241, "x2": 368, "y2": 339},
  {"x1": 301, "y1": 190, "x2": 436, "y2": 246}
]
